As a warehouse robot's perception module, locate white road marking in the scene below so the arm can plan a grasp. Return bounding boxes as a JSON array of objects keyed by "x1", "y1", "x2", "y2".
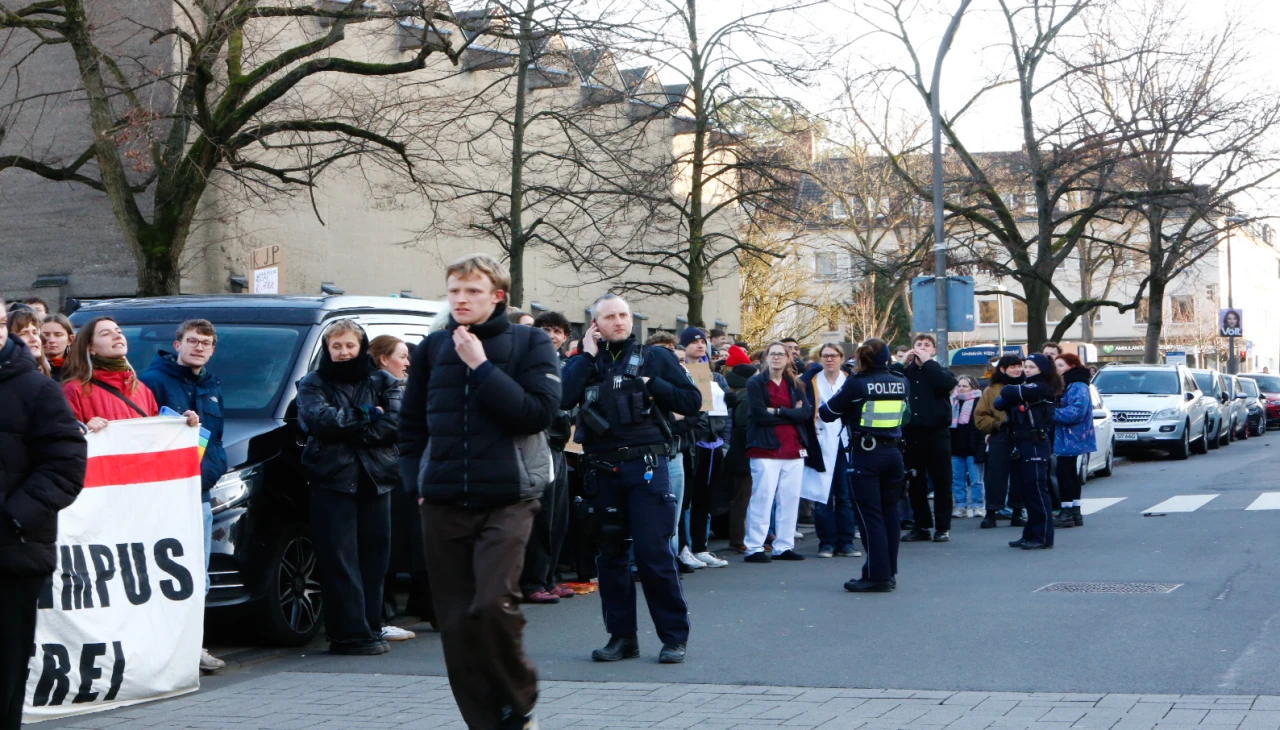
[
  {"x1": 1144, "y1": 494, "x2": 1219, "y2": 513},
  {"x1": 1079, "y1": 497, "x2": 1127, "y2": 515},
  {"x1": 1245, "y1": 493, "x2": 1280, "y2": 511}
]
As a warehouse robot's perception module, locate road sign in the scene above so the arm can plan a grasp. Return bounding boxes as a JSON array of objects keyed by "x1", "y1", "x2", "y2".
[{"x1": 911, "y1": 276, "x2": 975, "y2": 332}]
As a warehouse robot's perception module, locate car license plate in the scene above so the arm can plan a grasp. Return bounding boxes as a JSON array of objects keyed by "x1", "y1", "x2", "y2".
[{"x1": 1117, "y1": 433, "x2": 1139, "y2": 441}]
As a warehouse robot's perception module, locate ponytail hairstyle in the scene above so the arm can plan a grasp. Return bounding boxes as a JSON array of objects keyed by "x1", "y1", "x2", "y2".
[
  {"x1": 853, "y1": 338, "x2": 890, "y2": 373},
  {"x1": 62, "y1": 316, "x2": 138, "y2": 393}
]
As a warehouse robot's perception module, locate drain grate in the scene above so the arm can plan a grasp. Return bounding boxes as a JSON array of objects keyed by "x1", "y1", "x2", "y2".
[{"x1": 1035, "y1": 581, "x2": 1183, "y2": 594}]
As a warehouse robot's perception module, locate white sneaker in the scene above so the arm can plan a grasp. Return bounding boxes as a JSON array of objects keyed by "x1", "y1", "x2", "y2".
[
  {"x1": 794, "y1": 530, "x2": 804, "y2": 540},
  {"x1": 381, "y1": 625, "x2": 416, "y2": 641},
  {"x1": 952, "y1": 507, "x2": 966, "y2": 518},
  {"x1": 199, "y1": 648, "x2": 225, "y2": 672},
  {"x1": 678, "y1": 546, "x2": 705, "y2": 570},
  {"x1": 973, "y1": 507, "x2": 986, "y2": 518},
  {"x1": 693, "y1": 551, "x2": 728, "y2": 568}
]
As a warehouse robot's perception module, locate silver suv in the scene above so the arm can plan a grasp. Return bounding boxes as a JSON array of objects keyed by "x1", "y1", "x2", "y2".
[{"x1": 1092, "y1": 364, "x2": 1209, "y2": 459}]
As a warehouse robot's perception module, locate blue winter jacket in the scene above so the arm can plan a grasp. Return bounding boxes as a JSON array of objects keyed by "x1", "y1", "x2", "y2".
[
  {"x1": 139, "y1": 352, "x2": 227, "y2": 499},
  {"x1": 1052, "y1": 374, "x2": 1096, "y2": 457}
]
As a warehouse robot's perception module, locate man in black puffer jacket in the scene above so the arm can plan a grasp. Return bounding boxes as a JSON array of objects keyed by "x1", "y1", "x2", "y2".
[
  {"x1": 0, "y1": 312, "x2": 86, "y2": 729},
  {"x1": 894, "y1": 333, "x2": 960, "y2": 543},
  {"x1": 399, "y1": 254, "x2": 560, "y2": 730}
]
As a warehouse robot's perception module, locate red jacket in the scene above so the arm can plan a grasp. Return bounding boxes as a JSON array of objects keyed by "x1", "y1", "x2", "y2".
[{"x1": 62, "y1": 370, "x2": 159, "y2": 423}]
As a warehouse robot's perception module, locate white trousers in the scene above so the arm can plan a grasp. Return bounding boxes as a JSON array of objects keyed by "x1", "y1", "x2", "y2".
[{"x1": 746, "y1": 458, "x2": 805, "y2": 555}]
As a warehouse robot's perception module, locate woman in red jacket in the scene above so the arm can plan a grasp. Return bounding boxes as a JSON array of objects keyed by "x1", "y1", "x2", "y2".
[{"x1": 61, "y1": 317, "x2": 194, "y2": 431}]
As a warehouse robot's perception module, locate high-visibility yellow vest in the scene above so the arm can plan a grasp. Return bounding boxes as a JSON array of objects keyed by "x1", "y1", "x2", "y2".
[{"x1": 859, "y1": 398, "x2": 907, "y2": 430}]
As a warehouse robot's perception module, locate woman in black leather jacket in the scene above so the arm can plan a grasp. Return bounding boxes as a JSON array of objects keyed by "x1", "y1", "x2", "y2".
[{"x1": 297, "y1": 319, "x2": 402, "y2": 655}]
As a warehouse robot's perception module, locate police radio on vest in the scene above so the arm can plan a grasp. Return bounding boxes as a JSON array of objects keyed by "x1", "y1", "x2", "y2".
[{"x1": 866, "y1": 381, "x2": 906, "y2": 395}]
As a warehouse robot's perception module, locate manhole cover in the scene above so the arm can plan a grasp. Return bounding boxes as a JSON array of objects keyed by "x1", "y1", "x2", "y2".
[{"x1": 1035, "y1": 582, "x2": 1182, "y2": 594}]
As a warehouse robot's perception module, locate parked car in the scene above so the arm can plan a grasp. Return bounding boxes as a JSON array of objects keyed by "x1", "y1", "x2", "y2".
[
  {"x1": 1239, "y1": 377, "x2": 1268, "y2": 436},
  {"x1": 1241, "y1": 374, "x2": 1280, "y2": 429},
  {"x1": 70, "y1": 295, "x2": 444, "y2": 645},
  {"x1": 1220, "y1": 374, "x2": 1251, "y2": 441},
  {"x1": 1091, "y1": 363, "x2": 1209, "y2": 459},
  {"x1": 1077, "y1": 384, "x2": 1116, "y2": 485},
  {"x1": 1189, "y1": 368, "x2": 1231, "y2": 449}
]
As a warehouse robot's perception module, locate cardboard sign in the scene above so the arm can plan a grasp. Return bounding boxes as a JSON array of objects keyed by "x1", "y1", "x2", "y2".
[
  {"x1": 25, "y1": 418, "x2": 204, "y2": 723},
  {"x1": 686, "y1": 361, "x2": 714, "y2": 411},
  {"x1": 250, "y1": 245, "x2": 283, "y2": 294}
]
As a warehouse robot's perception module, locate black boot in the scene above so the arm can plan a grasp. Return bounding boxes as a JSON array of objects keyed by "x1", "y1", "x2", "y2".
[
  {"x1": 1054, "y1": 508, "x2": 1075, "y2": 529},
  {"x1": 1072, "y1": 505, "x2": 1084, "y2": 527},
  {"x1": 592, "y1": 633, "x2": 640, "y2": 662},
  {"x1": 1010, "y1": 510, "x2": 1027, "y2": 527},
  {"x1": 659, "y1": 643, "x2": 687, "y2": 664},
  {"x1": 980, "y1": 513, "x2": 998, "y2": 529}
]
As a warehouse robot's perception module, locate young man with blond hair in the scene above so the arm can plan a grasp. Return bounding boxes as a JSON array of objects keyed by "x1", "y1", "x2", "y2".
[{"x1": 398, "y1": 253, "x2": 561, "y2": 730}]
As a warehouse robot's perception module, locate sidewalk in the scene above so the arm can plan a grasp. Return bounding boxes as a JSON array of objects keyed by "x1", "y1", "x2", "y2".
[{"x1": 48, "y1": 672, "x2": 1280, "y2": 730}]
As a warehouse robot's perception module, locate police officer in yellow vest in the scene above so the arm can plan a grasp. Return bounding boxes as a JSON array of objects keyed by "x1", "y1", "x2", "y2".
[{"x1": 818, "y1": 338, "x2": 910, "y2": 593}]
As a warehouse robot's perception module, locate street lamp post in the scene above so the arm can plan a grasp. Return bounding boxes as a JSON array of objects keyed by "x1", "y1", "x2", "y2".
[
  {"x1": 994, "y1": 284, "x2": 1007, "y2": 353},
  {"x1": 930, "y1": 0, "x2": 973, "y2": 360},
  {"x1": 1225, "y1": 215, "x2": 1246, "y2": 374}
]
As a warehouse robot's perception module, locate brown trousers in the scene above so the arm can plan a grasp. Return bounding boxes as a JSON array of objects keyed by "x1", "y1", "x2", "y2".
[{"x1": 422, "y1": 499, "x2": 539, "y2": 730}]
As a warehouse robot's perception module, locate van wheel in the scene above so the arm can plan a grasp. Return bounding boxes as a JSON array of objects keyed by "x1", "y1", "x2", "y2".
[
  {"x1": 259, "y1": 524, "x2": 324, "y2": 646},
  {"x1": 1170, "y1": 423, "x2": 1191, "y2": 460}
]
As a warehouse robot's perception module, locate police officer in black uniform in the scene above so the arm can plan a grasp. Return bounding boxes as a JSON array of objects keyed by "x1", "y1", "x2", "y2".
[
  {"x1": 996, "y1": 353, "x2": 1061, "y2": 550},
  {"x1": 818, "y1": 338, "x2": 910, "y2": 593},
  {"x1": 561, "y1": 293, "x2": 703, "y2": 664}
]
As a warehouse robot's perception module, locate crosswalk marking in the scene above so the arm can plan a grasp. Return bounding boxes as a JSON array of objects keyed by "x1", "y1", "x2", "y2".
[
  {"x1": 1144, "y1": 494, "x2": 1219, "y2": 513},
  {"x1": 1245, "y1": 493, "x2": 1280, "y2": 511},
  {"x1": 1079, "y1": 497, "x2": 1127, "y2": 515}
]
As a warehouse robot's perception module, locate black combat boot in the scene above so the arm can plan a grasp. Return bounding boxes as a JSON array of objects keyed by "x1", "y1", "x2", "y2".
[{"x1": 591, "y1": 633, "x2": 640, "y2": 662}]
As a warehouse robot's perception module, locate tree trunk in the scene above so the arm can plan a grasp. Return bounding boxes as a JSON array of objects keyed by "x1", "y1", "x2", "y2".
[
  {"x1": 135, "y1": 226, "x2": 182, "y2": 296},
  {"x1": 505, "y1": 0, "x2": 535, "y2": 308},
  {"x1": 1143, "y1": 277, "x2": 1167, "y2": 364},
  {"x1": 1022, "y1": 278, "x2": 1050, "y2": 351},
  {"x1": 1079, "y1": 250, "x2": 1094, "y2": 342}
]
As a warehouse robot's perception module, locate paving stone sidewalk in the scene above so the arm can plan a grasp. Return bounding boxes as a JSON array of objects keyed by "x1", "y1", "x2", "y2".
[{"x1": 48, "y1": 672, "x2": 1280, "y2": 730}]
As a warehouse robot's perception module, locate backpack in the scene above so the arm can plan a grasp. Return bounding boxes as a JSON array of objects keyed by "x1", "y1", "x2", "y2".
[{"x1": 428, "y1": 324, "x2": 554, "y2": 496}]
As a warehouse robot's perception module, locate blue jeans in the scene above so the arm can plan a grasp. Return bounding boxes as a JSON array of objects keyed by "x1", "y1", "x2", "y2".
[
  {"x1": 950, "y1": 457, "x2": 985, "y2": 510},
  {"x1": 813, "y1": 449, "x2": 858, "y2": 550},
  {"x1": 202, "y1": 500, "x2": 213, "y2": 594},
  {"x1": 667, "y1": 456, "x2": 686, "y2": 555}
]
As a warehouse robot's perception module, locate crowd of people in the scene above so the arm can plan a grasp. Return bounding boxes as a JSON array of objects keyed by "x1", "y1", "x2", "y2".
[{"x1": 1, "y1": 268, "x2": 1099, "y2": 730}]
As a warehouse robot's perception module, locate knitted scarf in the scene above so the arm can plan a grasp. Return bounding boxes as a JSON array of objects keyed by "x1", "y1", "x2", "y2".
[{"x1": 951, "y1": 390, "x2": 980, "y2": 426}]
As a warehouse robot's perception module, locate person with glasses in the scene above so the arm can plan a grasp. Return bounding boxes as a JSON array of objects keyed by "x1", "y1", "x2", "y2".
[
  {"x1": 743, "y1": 342, "x2": 812, "y2": 563},
  {"x1": 801, "y1": 343, "x2": 860, "y2": 559},
  {"x1": 139, "y1": 319, "x2": 228, "y2": 673}
]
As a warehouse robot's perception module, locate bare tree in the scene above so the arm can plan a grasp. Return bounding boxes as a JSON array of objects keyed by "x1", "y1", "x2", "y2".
[
  {"x1": 589, "y1": 0, "x2": 830, "y2": 327},
  {"x1": 847, "y1": 0, "x2": 1190, "y2": 349},
  {"x1": 0, "y1": 0, "x2": 474, "y2": 295},
  {"x1": 407, "y1": 0, "x2": 652, "y2": 306},
  {"x1": 738, "y1": 222, "x2": 842, "y2": 347},
  {"x1": 1078, "y1": 0, "x2": 1280, "y2": 362}
]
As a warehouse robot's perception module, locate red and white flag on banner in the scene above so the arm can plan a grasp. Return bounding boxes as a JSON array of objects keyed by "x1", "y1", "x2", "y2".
[{"x1": 24, "y1": 417, "x2": 205, "y2": 723}]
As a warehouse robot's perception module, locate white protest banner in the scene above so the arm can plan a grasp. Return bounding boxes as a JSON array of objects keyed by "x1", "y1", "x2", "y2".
[{"x1": 24, "y1": 418, "x2": 204, "y2": 723}]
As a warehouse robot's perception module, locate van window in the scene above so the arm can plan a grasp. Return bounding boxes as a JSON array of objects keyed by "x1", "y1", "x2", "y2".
[{"x1": 120, "y1": 324, "x2": 306, "y2": 417}]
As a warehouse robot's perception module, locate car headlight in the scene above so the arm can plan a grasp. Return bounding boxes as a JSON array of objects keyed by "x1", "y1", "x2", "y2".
[
  {"x1": 210, "y1": 464, "x2": 262, "y2": 515},
  {"x1": 1151, "y1": 407, "x2": 1180, "y2": 420}
]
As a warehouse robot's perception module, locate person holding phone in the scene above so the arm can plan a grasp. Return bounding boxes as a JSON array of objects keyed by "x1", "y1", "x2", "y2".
[{"x1": 560, "y1": 293, "x2": 703, "y2": 665}]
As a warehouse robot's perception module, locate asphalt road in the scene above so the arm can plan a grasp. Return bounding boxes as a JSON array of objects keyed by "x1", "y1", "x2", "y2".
[{"x1": 213, "y1": 433, "x2": 1280, "y2": 698}]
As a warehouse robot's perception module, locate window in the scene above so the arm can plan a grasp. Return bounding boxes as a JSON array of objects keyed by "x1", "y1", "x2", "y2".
[
  {"x1": 978, "y1": 300, "x2": 1000, "y2": 325},
  {"x1": 1135, "y1": 297, "x2": 1149, "y2": 324},
  {"x1": 1093, "y1": 369, "x2": 1180, "y2": 395},
  {"x1": 1047, "y1": 300, "x2": 1069, "y2": 323},
  {"x1": 830, "y1": 200, "x2": 848, "y2": 220},
  {"x1": 1012, "y1": 300, "x2": 1028, "y2": 324},
  {"x1": 815, "y1": 252, "x2": 837, "y2": 280},
  {"x1": 1002, "y1": 193, "x2": 1016, "y2": 210},
  {"x1": 1025, "y1": 192, "x2": 1038, "y2": 215},
  {"x1": 1170, "y1": 295, "x2": 1195, "y2": 323}
]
